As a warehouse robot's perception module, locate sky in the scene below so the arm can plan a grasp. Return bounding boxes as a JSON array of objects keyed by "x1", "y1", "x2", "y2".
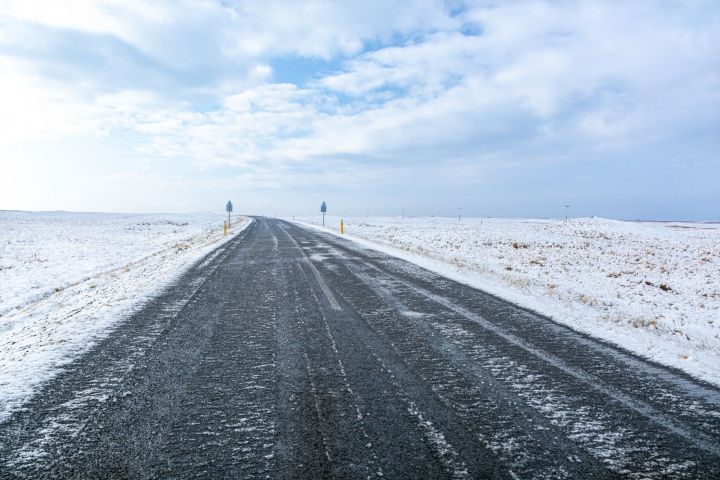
[{"x1": 0, "y1": 0, "x2": 718, "y2": 220}]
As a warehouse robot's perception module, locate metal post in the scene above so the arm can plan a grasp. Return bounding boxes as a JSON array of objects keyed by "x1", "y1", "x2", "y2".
[{"x1": 225, "y1": 200, "x2": 233, "y2": 228}]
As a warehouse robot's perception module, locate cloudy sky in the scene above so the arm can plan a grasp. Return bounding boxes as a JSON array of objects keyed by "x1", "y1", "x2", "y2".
[{"x1": 0, "y1": 1, "x2": 718, "y2": 219}]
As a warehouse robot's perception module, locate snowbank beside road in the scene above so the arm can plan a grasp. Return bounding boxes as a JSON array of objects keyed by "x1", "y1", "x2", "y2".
[
  {"x1": 0, "y1": 211, "x2": 249, "y2": 422},
  {"x1": 295, "y1": 216, "x2": 720, "y2": 386}
]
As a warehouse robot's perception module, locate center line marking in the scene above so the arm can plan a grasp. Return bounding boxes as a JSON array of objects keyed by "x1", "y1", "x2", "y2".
[{"x1": 278, "y1": 224, "x2": 342, "y2": 311}]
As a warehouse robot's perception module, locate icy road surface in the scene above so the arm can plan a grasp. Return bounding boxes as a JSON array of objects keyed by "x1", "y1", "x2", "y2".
[
  {"x1": 1, "y1": 218, "x2": 718, "y2": 478},
  {"x1": 296, "y1": 215, "x2": 720, "y2": 386},
  {"x1": 0, "y1": 211, "x2": 248, "y2": 423}
]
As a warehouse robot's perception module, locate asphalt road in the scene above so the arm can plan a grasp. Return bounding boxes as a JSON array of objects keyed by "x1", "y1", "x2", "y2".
[{"x1": 1, "y1": 217, "x2": 719, "y2": 479}]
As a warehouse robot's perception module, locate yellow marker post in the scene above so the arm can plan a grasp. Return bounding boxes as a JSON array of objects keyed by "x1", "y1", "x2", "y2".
[
  {"x1": 340, "y1": 219, "x2": 344, "y2": 234},
  {"x1": 224, "y1": 221, "x2": 228, "y2": 235}
]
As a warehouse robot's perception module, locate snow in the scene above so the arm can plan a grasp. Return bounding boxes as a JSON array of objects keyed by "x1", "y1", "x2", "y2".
[
  {"x1": 0, "y1": 211, "x2": 250, "y2": 422},
  {"x1": 293, "y1": 215, "x2": 720, "y2": 386}
]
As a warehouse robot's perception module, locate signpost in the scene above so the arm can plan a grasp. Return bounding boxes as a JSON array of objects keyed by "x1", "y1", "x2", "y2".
[
  {"x1": 226, "y1": 200, "x2": 233, "y2": 227},
  {"x1": 321, "y1": 201, "x2": 327, "y2": 226}
]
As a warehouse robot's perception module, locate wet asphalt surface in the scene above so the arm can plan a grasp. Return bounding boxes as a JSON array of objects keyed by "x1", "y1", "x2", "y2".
[{"x1": 1, "y1": 217, "x2": 719, "y2": 479}]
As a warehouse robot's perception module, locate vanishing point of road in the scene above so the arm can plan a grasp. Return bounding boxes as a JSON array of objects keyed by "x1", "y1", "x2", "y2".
[{"x1": 1, "y1": 217, "x2": 719, "y2": 479}]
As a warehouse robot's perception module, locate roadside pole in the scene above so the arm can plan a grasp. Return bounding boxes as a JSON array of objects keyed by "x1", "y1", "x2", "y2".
[{"x1": 226, "y1": 200, "x2": 234, "y2": 229}]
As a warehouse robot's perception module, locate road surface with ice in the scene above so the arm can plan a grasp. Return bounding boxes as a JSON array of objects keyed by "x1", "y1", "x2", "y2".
[{"x1": 1, "y1": 217, "x2": 719, "y2": 479}]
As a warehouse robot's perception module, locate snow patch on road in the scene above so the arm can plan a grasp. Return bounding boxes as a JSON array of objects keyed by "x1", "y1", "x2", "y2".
[
  {"x1": 293, "y1": 216, "x2": 720, "y2": 386},
  {"x1": 0, "y1": 211, "x2": 250, "y2": 422}
]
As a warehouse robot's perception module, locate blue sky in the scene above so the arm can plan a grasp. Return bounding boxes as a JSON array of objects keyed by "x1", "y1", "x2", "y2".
[{"x1": 0, "y1": 0, "x2": 718, "y2": 220}]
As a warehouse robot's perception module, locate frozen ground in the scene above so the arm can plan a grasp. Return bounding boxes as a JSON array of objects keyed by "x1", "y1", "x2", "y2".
[
  {"x1": 0, "y1": 211, "x2": 250, "y2": 422},
  {"x1": 294, "y1": 215, "x2": 720, "y2": 386}
]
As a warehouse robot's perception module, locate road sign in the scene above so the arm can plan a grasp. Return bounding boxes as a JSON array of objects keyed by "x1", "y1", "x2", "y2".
[
  {"x1": 226, "y1": 200, "x2": 233, "y2": 228},
  {"x1": 321, "y1": 201, "x2": 327, "y2": 226}
]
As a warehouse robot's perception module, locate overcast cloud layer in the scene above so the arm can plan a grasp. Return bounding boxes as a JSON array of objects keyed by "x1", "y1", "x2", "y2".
[{"x1": 1, "y1": 1, "x2": 718, "y2": 219}]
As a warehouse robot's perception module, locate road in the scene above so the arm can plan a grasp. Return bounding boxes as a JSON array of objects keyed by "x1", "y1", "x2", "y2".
[{"x1": 1, "y1": 217, "x2": 719, "y2": 479}]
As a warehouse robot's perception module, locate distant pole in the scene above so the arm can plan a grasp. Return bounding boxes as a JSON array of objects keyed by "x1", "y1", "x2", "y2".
[
  {"x1": 458, "y1": 207, "x2": 462, "y2": 222},
  {"x1": 321, "y1": 201, "x2": 327, "y2": 226},
  {"x1": 565, "y1": 204, "x2": 571, "y2": 221}
]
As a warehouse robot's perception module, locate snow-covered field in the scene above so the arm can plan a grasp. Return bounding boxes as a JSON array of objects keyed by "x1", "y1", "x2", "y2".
[
  {"x1": 0, "y1": 211, "x2": 249, "y2": 422},
  {"x1": 295, "y1": 216, "x2": 720, "y2": 386}
]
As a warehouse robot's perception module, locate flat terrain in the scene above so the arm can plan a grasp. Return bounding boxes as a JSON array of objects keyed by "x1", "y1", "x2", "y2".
[
  {"x1": 1, "y1": 217, "x2": 718, "y2": 479},
  {"x1": 0, "y1": 211, "x2": 246, "y2": 422},
  {"x1": 297, "y1": 215, "x2": 720, "y2": 385}
]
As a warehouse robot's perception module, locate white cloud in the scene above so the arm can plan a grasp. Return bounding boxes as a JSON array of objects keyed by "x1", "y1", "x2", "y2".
[
  {"x1": 221, "y1": 0, "x2": 458, "y2": 59},
  {"x1": 1, "y1": 0, "x2": 718, "y2": 214},
  {"x1": 0, "y1": 57, "x2": 101, "y2": 143}
]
